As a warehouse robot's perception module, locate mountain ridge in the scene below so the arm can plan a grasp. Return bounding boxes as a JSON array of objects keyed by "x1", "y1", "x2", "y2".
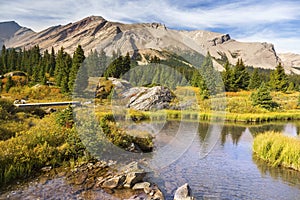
[{"x1": 1, "y1": 16, "x2": 300, "y2": 74}]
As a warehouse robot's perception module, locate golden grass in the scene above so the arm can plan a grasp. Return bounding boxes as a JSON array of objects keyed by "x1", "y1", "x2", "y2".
[{"x1": 253, "y1": 131, "x2": 300, "y2": 171}]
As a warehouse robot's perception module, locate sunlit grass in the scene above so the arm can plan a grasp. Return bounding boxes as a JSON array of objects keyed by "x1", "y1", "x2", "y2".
[{"x1": 253, "y1": 131, "x2": 300, "y2": 171}]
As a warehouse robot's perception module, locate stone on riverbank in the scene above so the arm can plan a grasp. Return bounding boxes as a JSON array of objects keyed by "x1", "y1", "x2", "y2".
[{"x1": 174, "y1": 183, "x2": 194, "y2": 200}]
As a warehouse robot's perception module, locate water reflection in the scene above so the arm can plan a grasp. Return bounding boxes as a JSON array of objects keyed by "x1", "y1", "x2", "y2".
[
  {"x1": 154, "y1": 121, "x2": 300, "y2": 199},
  {"x1": 253, "y1": 156, "x2": 300, "y2": 189},
  {"x1": 220, "y1": 125, "x2": 245, "y2": 145}
]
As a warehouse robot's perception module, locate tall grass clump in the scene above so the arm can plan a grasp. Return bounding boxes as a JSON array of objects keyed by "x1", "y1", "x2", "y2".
[{"x1": 253, "y1": 131, "x2": 300, "y2": 171}]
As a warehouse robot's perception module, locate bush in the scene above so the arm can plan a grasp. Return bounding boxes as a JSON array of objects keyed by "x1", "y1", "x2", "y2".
[
  {"x1": 100, "y1": 114, "x2": 153, "y2": 152},
  {"x1": 0, "y1": 114, "x2": 85, "y2": 186},
  {"x1": 0, "y1": 99, "x2": 15, "y2": 120}
]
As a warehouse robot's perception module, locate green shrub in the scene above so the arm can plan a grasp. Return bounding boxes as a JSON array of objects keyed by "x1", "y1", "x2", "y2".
[
  {"x1": 0, "y1": 114, "x2": 85, "y2": 186},
  {"x1": 100, "y1": 114, "x2": 153, "y2": 152}
]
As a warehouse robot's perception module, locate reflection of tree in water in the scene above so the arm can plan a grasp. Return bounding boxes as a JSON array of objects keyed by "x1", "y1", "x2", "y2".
[
  {"x1": 249, "y1": 124, "x2": 283, "y2": 137},
  {"x1": 253, "y1": 155, "x2": 300, "y2": 188},
  {"x1": 220, "y1": 125, "x2": 245, "y2": 146},
  {"x1": 198, "y1": 123, "x2": 244, "y2": 146},
  {"x1": 198, "y1": 122, "x2": 210, "y2": 142}
]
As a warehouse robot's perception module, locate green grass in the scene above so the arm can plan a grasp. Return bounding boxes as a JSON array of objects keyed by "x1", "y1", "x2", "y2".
[{"x1": 253, "y1": 131, "x2": 300, "y2": 171}]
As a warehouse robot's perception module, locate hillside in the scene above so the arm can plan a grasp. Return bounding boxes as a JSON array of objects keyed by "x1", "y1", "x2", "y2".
[
  {"x1": 0, "y1": 21, "x2": 33, "y2": 48},
  {"x1": 2, "y1": 16, "x2": 300, "y2": 74}
]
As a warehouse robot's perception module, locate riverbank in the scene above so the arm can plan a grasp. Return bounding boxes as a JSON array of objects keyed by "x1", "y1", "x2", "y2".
[
  {"x1": 253, "y1": 131, "x2": 300, "y2": 171},
  {"x1": 96, "y1": 109, "x2": 300, "y2": 124}
]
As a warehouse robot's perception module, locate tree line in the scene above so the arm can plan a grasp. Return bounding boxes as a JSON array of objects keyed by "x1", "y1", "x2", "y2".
[
  {"x1": 0, "y1": 45, "x2": 87, "y2": 93},
  {"x1": 1, "y1": 44, "x2": 300, "y2": 97}
]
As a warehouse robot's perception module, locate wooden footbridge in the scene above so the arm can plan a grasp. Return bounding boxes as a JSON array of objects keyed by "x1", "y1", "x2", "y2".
[{"x1": 14, "y1": 101, "x2": 81, "y2": 108}]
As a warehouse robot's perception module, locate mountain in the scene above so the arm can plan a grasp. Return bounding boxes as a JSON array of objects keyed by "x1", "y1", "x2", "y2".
[
  {"x1": 278, "y1": 53, "x2": 300, "y2": 74},
  {"x1": 2, "y1": 16, "x2": 300, "y2": 74},
  {"x1": 0, "y1": 21, "x2": 33, "y2": 48}
]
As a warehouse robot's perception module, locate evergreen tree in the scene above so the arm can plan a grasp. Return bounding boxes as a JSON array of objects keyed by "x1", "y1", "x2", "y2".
[
  {"x1": 190, "y1": 70, "x2": 201, "y2": 87},
  {"x1": 55, "y1": 47, "x2": 66, "y2": 87},
  {"x1": 41, "y1": 75, "x2": 47, "y2": 85},
  {"x1": 104, "y1": 55, "x2": 125, "y2": 78},
  {"x1": 199, "y1": 52, "x2": 222, "y2": 95},
  {"x1": 232, "y1": 58, "x2": 250, "y2": 90},
  {"x1": 61, "y1": 54, "x2": 72, "y2": 93},
  {"x1": 73, "y1": 63, "x2": 89, "y2": 95},
  {"x1": 269, "y1": 63, "x2": 288, "y2": 92},
  {"x1": 248, "y1": 68, "x2": 261, "y2": 90},
  {"x1": 69, "y1": 45, "x2": 85, "y2": 92},
  {"x1": 122, "y1": 52, "x2": 131, "y2": 76},
  {"x1": 250, "y1": 83, "x2": 278, "y2": 110},
  {"x1": 1, "y1": 45, "x2": 7, "y2": 73},
  {"x1": 222, "y1": 61, "x2": 234, "y2": 91},
  {"x1": 49, "y1": 47, "x2": 56, "y2": 76},
  {"x1": 86, "y1": 49, "x2": 106, "y2": 77}
]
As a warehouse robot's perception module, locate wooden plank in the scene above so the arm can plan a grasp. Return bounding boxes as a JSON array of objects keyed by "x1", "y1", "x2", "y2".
[{"x1": 14, "y1": 101, "x2": 81, "y2": 108}]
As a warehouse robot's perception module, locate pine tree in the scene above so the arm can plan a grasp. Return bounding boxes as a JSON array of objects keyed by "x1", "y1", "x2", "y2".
[
  {"x1": 69, "y1": 45, "x2": 85, "y2": 92},
  {"x1": 222, "y1": 61, "x2": 234, "y2": 91},
  {"x1": 1, "y1": 45, "x2": 8, "y2": 73},
  {"x1": 232, "y1": 58, "x2": 250, "y2": 90},
  {"x1": 121, "y1": 52, "x2": 131, "y2": 77},
  {"x1": 49, "y1": 47, "x2": 56, "y2": 76},
  {"x1": 55, "y1": 47, "x2": 66, "y2": 87},
  {"x1": 199, "y1": 52, "x2": 221, "y2": 95},
  {"x1": 73, "y1": 63, "x2": 89, "y2": 96},
  {"x1": 250, "y1": 83, "x2": 277, "y2": 110},
  {"x1": 61, "y1": 53, "x2": 72, "y2": 93},
  {"x1": 248, "y1": 68, "x2": 261, "y2": 90},
  {"x1": 269, "y1": 63, "x2": 288, "y2": 92}
]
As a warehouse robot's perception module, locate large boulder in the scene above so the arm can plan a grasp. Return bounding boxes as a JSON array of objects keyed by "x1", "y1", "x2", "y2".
[
  {"x1": 174, "y1": 183, "x2": 194, "y2": 200},
  {"x1": 96, "y1": 77, "x2": 176, "y2": 111},
  {"x1": 123, "y1": 86, "x2": 176, "y2": 111}
]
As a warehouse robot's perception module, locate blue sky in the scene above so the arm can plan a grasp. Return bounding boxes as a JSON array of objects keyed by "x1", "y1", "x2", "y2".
[{"x1": 1, "y1": 0, "x2": 300, "y2": 53}]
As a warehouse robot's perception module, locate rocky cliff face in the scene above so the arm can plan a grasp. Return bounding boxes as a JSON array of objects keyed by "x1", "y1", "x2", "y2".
[{"x1": 2, "y1": 16, "x2": 300, "y2": 74}]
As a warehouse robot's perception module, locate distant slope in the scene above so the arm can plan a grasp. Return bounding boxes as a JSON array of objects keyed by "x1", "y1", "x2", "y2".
[
  {"x1": 0, "y1": 21, "x2": 33, "y2": 48},
  {"x1": 0, "y1": 21, "x2": 21, "y2": 47},
  {"x1": 2, "y1": 16, "x2": 300, "y2": 74},
  {"x1": 278, "y1": 53, "x2": 300, "y2": 74}
]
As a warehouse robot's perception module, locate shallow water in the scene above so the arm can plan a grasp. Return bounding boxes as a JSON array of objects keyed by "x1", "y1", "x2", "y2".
[
  {"x1": 147, "y1": 121, "x2": 300, "y2": 200},
  {"x1": 1, "y1": 121, "x2": 300, "y2": 200}
]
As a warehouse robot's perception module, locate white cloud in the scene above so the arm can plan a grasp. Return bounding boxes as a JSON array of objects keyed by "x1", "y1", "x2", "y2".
[{"x1": 0, "y1": 0, "x2": 300, "y2": 53}]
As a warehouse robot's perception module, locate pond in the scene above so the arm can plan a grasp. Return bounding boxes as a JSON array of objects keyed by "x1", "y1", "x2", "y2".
[
  {"x1": 147, "y1": 121, "x2": 300, "y2": 200},
  {"x1": 1, "y1": 121, "x2": 300, "y2": 200}
]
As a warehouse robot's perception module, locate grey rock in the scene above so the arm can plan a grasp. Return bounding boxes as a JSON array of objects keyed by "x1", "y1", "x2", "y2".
[
  {"x1": 124, "y1": 171, "x2": 146, "y2": 188},
  {"x1": 120, "y1": 161, "x2": 144, "y2": 174},
  {"x1": 102, "y1": 175, "x2": 125, "y2": 189},
  {"x1": 124, "y1": 86, "x2": 175, "y2": 111},
  {"x1": 174, "y1": 183, "x2": 194, "y2": 200},
  {"x1": 132, "y1": 182, "x2": 151, "y2": 190}
]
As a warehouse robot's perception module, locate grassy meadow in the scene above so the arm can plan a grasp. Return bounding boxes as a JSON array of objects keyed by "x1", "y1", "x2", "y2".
[{"x1": 1, "y1": 82, "x2": 300, "y2": 186}]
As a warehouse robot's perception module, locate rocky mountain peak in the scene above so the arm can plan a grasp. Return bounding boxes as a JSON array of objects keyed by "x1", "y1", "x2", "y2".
[
  {"x1": 2, "y1": 16, "x2": 300, "y2": 74},
  {"x1": 0, "y1": 21, "x2": 22, "y2": 39}
]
